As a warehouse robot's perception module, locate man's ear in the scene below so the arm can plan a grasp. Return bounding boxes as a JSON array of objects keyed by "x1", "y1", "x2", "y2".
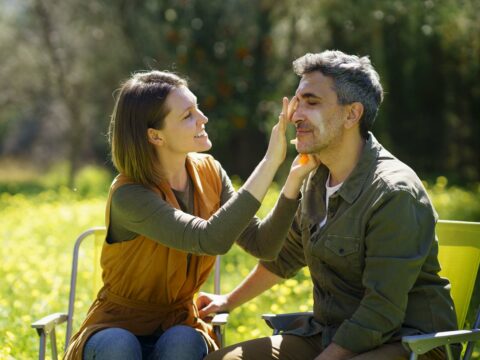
[
  {"x1": 147, "y1": 128, "x2": 164, "y2": 146},
  {"x1": 345, "y1": 102, "x2": 364, "y2": 129}
]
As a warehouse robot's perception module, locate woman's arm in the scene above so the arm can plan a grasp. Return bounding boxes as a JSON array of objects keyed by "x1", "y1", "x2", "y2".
[
  {"x1": 222, "y1": 153, "x2": 318, "y2": 260},
  {"x1": 111, "y1": 184, "x2": 263, "y2": 255},
  {"x1": 110, "y1": 98, "x2": 308, "y2": 255}
]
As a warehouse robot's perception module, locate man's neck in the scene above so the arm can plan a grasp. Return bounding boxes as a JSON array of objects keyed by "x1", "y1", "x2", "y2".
[{"x1": 321, "y1": 133, "x2": 365, "y2": 187}]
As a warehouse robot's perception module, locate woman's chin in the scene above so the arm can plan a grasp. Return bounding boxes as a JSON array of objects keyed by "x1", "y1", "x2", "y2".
[{"x1": 195, "y1": 139, "x2": 212, "y2": 152}]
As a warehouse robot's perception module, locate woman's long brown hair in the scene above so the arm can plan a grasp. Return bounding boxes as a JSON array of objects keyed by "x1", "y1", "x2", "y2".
[{"x1": 109, "y1": 71, "x2": 187, "y2": 186}]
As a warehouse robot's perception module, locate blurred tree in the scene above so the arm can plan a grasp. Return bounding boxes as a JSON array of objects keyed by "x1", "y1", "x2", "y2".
[
  {"x1": 157, "y1": 0, "x2": 295, "y2": 178},
  {"x1": 0, "y1": 0, "x2": 479, "y2": 184},
  {"x1": 310, "y1": 0, "x2": 480, "y2": 182},
  {"x1": 32, "y1": 0, "x2": 88, "y2": 187}
]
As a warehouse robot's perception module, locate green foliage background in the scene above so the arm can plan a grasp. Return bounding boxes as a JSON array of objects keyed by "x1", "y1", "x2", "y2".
[
  {"x1": 1, "y1": 0, "x2": 479, "y2": 184},
  {"x1": 1, "y1": 0, "x2": 479, "y2": 358},
  {"x1": 1, "y1": 167, "x2": 479, "y2": 359}
]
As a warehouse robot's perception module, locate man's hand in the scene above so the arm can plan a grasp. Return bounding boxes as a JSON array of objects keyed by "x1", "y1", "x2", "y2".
[
  {"x1": 314, "y1": 342, "x2": 356, "y2": 360},
  {"x1": 196, "y1": 292, "x2": 230, "y2": 321}
]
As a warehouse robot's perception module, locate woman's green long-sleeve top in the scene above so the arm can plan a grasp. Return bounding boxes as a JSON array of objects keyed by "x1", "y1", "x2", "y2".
[{"x1": 108, "y1": 159, "x2": 299, "y2": 260}]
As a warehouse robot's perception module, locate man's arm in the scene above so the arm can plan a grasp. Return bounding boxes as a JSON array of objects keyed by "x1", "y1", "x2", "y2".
[
  {"x1": 197, "y1": 202, "x2": 307, "y2": 317},
  {"x1": 197, "y1": 263, "x2": 282, "y2": 319}
]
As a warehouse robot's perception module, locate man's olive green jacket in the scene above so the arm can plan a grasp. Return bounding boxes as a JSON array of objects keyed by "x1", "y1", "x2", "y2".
[{"x1": 261, "y1": 133, "x2": 457, "y2": 353}]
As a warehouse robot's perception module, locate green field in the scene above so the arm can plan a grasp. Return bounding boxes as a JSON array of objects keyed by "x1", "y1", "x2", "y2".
[{"x1": 1, "y1": 169, "x2": 479, "y2": 359}]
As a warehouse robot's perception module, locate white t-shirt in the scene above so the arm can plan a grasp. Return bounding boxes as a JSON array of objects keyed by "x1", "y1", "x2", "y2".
[{"x1": 319, "y1": 173, "x2": 343, "y2": 228}]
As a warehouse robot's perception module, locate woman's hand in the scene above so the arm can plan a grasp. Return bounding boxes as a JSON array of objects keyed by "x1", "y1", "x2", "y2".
[
  {"x1": 289, "y1": 153, "x2": 320, "y2": 181},
  {"x1": 264, "y1": 97, "x2": 295, "y2": 167},
  {"x1": 281, "y1": 153, "x2": 320, "y2": 199}
]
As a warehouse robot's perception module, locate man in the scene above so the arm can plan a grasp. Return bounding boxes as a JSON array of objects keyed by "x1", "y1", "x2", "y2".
[{"x1": 199, "y1": 50, "x2": 457, "y2": 359}]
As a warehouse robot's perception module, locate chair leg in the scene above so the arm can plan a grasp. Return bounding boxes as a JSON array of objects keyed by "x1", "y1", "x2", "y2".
[
  {"x1": 463, "y1": 305, "x2": 480, "y2": 360},
  {"x1": 409, "y1": 353, "x2": 418, "y2": 360},
  {"x1": 444, "y1": 344, "x2": 454, "y2": 360},
  {"x1": 50, "y1": 328, "x2": 58, "y2": 360},
  {"x1": 213, "y1": 325, "x2": 225, "y2": 348},
  {"x1": 38, "y1": 331, "x2": 46, "y2": 360}
]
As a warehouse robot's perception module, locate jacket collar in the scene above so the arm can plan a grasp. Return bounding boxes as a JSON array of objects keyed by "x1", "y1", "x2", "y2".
[
  {"x1": 337, "y1": 133, "x2": 381, "y2": 204},
  {"x1": 302, "y1": 132, "x2": 382, "y2": 224}
]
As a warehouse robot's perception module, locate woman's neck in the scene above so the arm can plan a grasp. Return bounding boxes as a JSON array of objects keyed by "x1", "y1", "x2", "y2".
[{"x1": 156, "y1": 151, "x2": 189, "y2": 191}]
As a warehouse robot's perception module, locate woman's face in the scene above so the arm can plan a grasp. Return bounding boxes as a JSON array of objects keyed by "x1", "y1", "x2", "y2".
[{"x1": 155, "y1": 86, "x2": 212, "y2": 156}]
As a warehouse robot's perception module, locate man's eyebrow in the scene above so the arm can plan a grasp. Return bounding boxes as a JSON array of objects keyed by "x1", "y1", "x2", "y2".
[{"x1": 299, "y1": 93, "x2": 322, "y2": 100}]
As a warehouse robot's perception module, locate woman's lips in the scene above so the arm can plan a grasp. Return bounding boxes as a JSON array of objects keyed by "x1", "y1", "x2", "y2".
[{"x1": 194, "y1": 130, "x2": 208, "y2": 138}]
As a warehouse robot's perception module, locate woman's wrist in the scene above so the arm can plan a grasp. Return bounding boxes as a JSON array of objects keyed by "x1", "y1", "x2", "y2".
[
  {"x1": 242, "y1": 157, "x2": 280, "y2": 202},
  {"x1": 262, "y1": 155, "x2": 283, "y2": 170},
  {"x1": 225, "y1": 291, "x2": 241, "y2": 311},
  {"x1": 282, "y1": 174, "x2": 304, "y2": 199}
]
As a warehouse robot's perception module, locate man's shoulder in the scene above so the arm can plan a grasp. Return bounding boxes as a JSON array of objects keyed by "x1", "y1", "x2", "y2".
[{"x1": 372, "y1": 146, "x2": 431, "y2": 207}]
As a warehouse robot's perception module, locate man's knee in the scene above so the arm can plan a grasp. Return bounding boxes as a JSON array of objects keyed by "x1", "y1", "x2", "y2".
[
  {"x1": 206, "y1": 335, "x2": 283, "y2": 360},
  {"x1": 206, "y1": 345, "x2": 244, "y2": 360},
  {"x1": 206, "y1": 333, "x2": 323, "y2": 360}
]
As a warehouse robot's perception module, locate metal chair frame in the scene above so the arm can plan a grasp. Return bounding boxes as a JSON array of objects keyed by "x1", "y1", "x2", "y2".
[{"x1": 32, "y1": 227, "x2": 227, "y2": 360}]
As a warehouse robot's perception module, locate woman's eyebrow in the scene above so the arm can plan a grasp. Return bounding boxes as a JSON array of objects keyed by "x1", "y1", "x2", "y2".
[{"x1": 180, "y1": 98, "x2": 198, "y2": 115}]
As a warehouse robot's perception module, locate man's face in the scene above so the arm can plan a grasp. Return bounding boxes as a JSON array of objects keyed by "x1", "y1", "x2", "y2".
[{"x1": 292, "y1": 71, "x2": 347, "y2": 155}]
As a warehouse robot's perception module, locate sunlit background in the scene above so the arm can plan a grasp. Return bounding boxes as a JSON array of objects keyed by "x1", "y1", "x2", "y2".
[{"x1": 1, "y1": 0, "x2": 479, "y2": 358}]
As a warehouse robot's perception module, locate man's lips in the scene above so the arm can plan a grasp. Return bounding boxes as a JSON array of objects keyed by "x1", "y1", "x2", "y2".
[{"x1": 296, "y1": 128, "x2": 311, "y2": 136}]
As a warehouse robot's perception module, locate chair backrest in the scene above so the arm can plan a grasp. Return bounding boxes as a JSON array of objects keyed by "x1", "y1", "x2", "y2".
[
  {"x1": 436, "y1": 220, "x2": 480, "y2": 328},
  {"x1": 65, "y1": 227, "x2": 106, "y2": 348},
  {"x1": 64, "y1": 227, "x2": 223, "y2": 350}
]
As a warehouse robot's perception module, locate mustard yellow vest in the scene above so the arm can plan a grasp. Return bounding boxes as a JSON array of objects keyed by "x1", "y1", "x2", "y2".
[{"x1": 65, "y1": 154, "x2": 223, "y2": 359}]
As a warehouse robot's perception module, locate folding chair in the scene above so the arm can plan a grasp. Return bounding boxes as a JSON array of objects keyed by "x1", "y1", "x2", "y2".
[
  {"x1": 31, "y1": 227, "x2": 228, "y2": 360},
  {"x1": 402, "y1": 220, "x2": 480, "y2": 359},
  {"x1": 262, "y1": 220, "x2": 480, "y2": 359}
]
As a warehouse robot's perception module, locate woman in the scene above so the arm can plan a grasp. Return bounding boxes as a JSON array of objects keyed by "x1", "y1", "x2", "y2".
[{"x1": 65, "y1": 70, "x2": 315, "y2": 360}]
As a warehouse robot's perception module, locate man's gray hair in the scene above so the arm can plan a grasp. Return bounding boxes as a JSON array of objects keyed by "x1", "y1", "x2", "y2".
[{"x1": 293, "y1": 50, "x2": 384, "y2": 138}]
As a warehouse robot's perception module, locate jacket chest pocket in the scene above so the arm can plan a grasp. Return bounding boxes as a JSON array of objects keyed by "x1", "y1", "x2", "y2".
[
  {"x1": 322, "y1": 235, "x2": 363, "y2": 281},
  {"x1": 325, "y1": 235, "x2": 359, "y2": 256}
]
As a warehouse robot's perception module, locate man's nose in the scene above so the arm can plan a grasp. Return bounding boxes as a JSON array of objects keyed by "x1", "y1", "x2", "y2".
[{"x1": 292, "y1": 106, "x2": 303, "y2": 124}]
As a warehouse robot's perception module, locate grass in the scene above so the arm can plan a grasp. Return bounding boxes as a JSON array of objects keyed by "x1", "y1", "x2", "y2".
[{"x1": 1, "y1": 164, "x2": 480, "y2": 359}]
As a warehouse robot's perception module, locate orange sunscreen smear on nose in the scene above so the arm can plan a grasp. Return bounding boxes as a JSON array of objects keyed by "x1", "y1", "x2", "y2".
[{"x1": 299, "y1": 154, "x2": 309, "y2": 165}]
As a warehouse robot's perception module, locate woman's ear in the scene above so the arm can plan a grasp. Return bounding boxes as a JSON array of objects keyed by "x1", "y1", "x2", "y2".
[
  {"x1": 344, "y1": 102, "x2": 364, "y2": 129},
  {"x1": 147, "y1": 128, "x2": 164, "y2": 146}
]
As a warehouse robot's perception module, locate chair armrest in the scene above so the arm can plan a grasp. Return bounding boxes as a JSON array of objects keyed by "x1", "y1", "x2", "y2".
[
  {"x1": 212, "y1": 312, "x2": 229, "y2": 326},
  {"x1": 31, "y1": 312, "x2": 68, "y2": 335},
  {"x1": 402, "y1": 329, "x2": 480, "y2": 355},
  {"x1": 262, "y1": 312, "x2": 313, "y2": 332}
]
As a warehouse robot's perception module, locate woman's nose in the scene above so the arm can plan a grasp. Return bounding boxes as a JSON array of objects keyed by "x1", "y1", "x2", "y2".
[{"x1": 197, "y1": 110, "x2": 208, "y2": 124}]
